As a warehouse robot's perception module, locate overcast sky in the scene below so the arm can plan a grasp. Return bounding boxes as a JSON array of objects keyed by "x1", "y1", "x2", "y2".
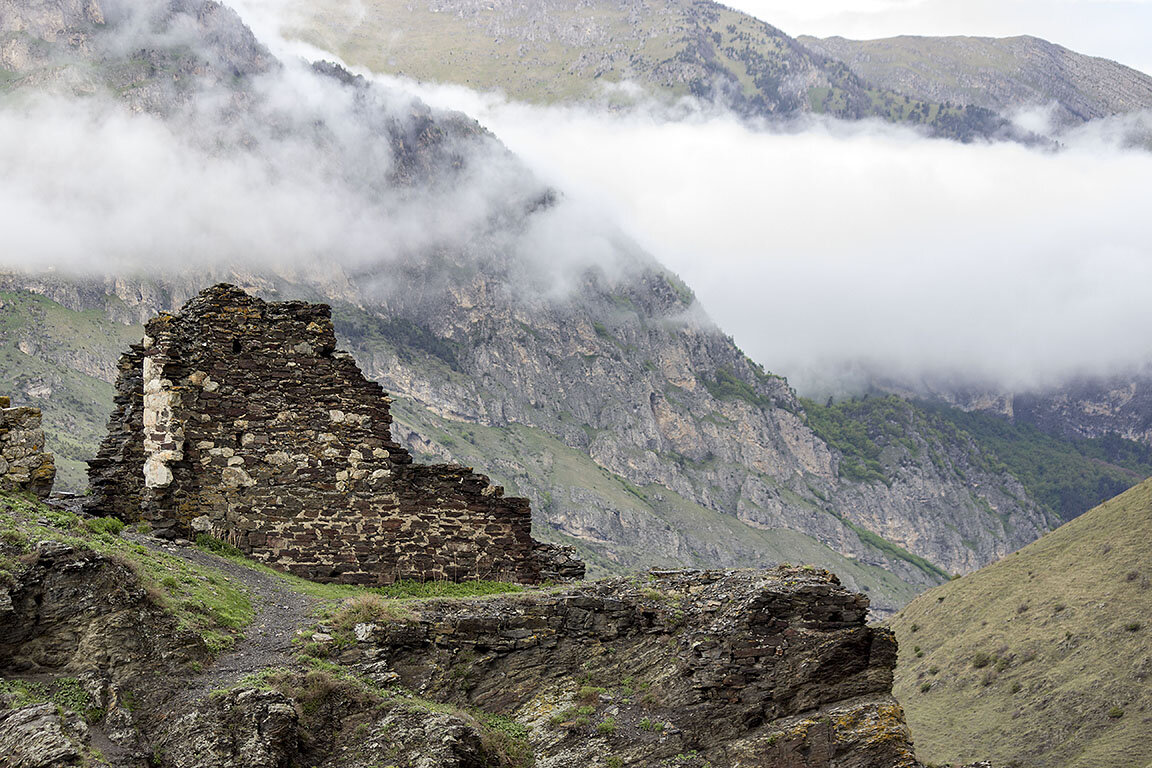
[{"x1": 726, "y1": 0, "x2": 1152, "y2": 75}]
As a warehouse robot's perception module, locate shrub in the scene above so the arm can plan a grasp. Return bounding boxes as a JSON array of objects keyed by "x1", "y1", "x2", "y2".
[
  {"x1": 194, "y1": 534, "x2": 245, "y2": 558},
  {"x1": 577, "y1": 686, "x2": 607, "y2": 703},
  {"x1": 330, "y1": 593, "x2": 412, "y2": 635},
  {"x1": 1125, "y1": 622, "x2": 1142, "y2": 632},
  {"x1": 920, "y1": 682, "x2": 931, "y2": 693},
  {"x1": 639, "y1": 718, "x2": 664, "y2": 732},
  {"x1": 83, "y1": 517, "x2": 125, "y2": 536},
  {"x1": 1108, "y1": 706, "x2": 1124, "y2": 719},
  {"x1": 596, "y1": 717, "x2": 617, "y2": 735},
  {"x1": 971, "y1": 652, "x2": 992, "y2": 669}
]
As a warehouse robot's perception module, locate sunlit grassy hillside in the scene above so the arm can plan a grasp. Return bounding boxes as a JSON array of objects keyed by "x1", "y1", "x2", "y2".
[{"x1": 891, "y1": 479, "x2": 1152, "y2": 768}]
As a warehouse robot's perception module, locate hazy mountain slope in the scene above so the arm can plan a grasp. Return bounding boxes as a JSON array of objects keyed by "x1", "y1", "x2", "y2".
[
  {"x1": 799, "y1": 34, "x2": 1152, "y2": 127},
  {"x1": 0, "y1": 0, "x2": 1060, "y2": 611},
  {"x1": 0, "y1": 290, "x2": 140, "y2": 489},
  {"x1": 283, "y1": 0, "x2": 1009, "y2": 140},
  {"x1": 328, "y1": 258, "x2": 1056, "y2": 585},
  {"x1": 891, "y1": 479, "x2": 1152, "y2": 768},
  {"x1": 1010, "y1": 373, "x2": 1152, "y2": 446}
]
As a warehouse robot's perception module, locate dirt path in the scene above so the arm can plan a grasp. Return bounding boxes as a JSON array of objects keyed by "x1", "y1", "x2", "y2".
[{"x1": 129, "y1": 535, "x2": 323, "y2": 704}]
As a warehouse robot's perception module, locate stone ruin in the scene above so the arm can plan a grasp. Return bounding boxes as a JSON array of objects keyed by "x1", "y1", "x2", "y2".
[
  {"x1": 0, "y1": 397, "x2": 55, "y2": 499},
  {"x1": 87, "y1": 284, "x2": 583, "y2": 585}
]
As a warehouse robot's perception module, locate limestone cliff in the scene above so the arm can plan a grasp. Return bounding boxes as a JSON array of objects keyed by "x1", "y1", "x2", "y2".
[{"x1": 0, "y1": 0, "x2": 1057, "y2": 611}]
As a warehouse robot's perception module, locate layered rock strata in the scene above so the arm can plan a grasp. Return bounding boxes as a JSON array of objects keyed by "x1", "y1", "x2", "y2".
[
  {"x1": 0, "y1": 397, "x2": 55, "y2": 498},
  {"x1": 348, "y1": 568, "x2": 921, "y2": 767},
  {"x1": 87, "y1": 284, "x2": 582, "y2": 585},
  {"x1": 0, "y1": 533, "x2": 927, "y2": 767}
]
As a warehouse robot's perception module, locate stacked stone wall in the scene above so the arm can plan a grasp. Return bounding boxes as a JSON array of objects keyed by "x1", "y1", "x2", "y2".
[
  {"x1": 88, "y1": 284, "x2": 581, "y2": 585},
  {"x1": 0, "y1": 397, "x2": 55, "y2": 499}
]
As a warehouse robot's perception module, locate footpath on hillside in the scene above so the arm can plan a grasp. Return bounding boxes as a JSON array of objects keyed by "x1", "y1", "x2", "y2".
[{"x1": 128, "y1": 534, "x2": 323, "y2": 703}]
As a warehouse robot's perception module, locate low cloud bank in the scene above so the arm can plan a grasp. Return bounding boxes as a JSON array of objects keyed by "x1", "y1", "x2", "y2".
[
  {"x1": 3, "y1": 0, "x2": 1151, "y2": 398},
  {"x1": 370, "y1": 74, "x2": 1152, "y2": 394}
]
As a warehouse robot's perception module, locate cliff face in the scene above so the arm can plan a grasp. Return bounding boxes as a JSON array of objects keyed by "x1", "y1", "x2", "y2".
[
  {"x1": 339, "y1": 260, "x2": 1053, "y2": 589},
  {"x1": 1010, "y1": 373, "x2": 1152, "y2": 445},
  {"x1": 0, "y1": 492, "x2": 927, "y2": 767},
  {"x1": 0, "y1": 0, "x2": 1058, "y2": 610}
]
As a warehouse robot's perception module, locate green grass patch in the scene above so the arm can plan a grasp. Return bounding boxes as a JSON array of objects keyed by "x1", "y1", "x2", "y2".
[
  {"x1": 1, "y1": 492, "x2": 252, "y2": 654},
  {"x1": 0, "y1": 677, "x2": 104, "y2": 722}
]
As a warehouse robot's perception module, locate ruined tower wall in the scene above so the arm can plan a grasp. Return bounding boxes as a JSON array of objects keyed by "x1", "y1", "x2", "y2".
[
  {"x1": 88, "y1": 285, "x2": 577, "y2": 585},
  {"x1": 0, "y1": 397, "x2": 55, "y2": 499}
]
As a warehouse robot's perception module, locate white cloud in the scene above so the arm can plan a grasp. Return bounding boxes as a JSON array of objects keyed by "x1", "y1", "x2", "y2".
[{"x1": 378, "y1": 76, "x2": 1152, "y2": 393}]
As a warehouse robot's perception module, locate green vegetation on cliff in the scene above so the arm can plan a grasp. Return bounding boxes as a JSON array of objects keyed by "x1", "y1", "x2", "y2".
[
  {"x1": 918, "y1": 401, "x2": 1152, "y2": 522},
  {"x1": 891, "y1": 479, "x2": 1152, "y2": 768},
  {"x1": 0, "y1": 492, "x2": 252, "y2": 652},
  {"x1": 803, "y1": 395, "x2": 1152, "y2": 525}
]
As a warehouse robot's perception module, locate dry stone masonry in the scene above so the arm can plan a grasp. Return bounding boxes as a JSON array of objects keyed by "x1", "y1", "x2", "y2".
[
  {"x1": 88, "y1": 284, "x2": 582, "y2": 585},
  {"x1": 0, "y1": 397, "x2": 55, "y2": 499}
]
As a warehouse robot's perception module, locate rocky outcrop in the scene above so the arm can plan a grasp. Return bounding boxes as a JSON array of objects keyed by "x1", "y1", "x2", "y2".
[
  {"x1": 0, "y1": 703, "x2": 91, "y2": 768},
  {"x1": 345, "y1": 568, "x2": 919, "y2": 767},
  {"x1": 0, "y1": 397, "x2": 55, "y2": 498},
  {"x1": 0, "y1": 507, "x2": 932, "y2": 768},
  {"x1": 88, "y1": 284, "x2": 582, "y2": 585},
  {"x1": 0, "y1": 540, "x2": 207, "y2": 676}
]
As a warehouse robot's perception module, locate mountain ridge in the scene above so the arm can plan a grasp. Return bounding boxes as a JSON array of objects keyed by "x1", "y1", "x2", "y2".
[{"x1": 798, "y1": 32, "x2": 1152, "y2": 128}]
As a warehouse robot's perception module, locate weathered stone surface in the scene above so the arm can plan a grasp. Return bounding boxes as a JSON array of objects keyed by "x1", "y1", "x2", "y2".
[
  {"x1": 0, "y1": 401, "x2": 55, "y2": 499},
  {"x1": 88, "y1": 284, "x2": 582, "y2": 585},
  {"x1": 0, "y1": 541, "x2": 208, "y2": 678},
  {"x1": 160, "y1": 688, "x2": 299, "y2": 768},
  {"x1": 349, "y1": 567, "x2": 921, "y2": 768},
  {"x1": 0, "y1": 703, "x2": 89, "y2": 768}
]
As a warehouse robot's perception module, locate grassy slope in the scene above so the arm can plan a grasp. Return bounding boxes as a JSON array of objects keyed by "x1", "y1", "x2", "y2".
[
  {"x1": 798, "y1": 34, "x2": 1152, "y2": 120},
  {"x1": 0, "y1": 291, "x2": 141, "y2": 491},
  {"x1": 890, "y1": 479, "x2": 1152, "y2": 768},
  {"x1": 284, "y1": 0, "x2": 994, "y2": 136},
  {"x1": 0, "y1": 492, "x2": 253, "y2": 653}
]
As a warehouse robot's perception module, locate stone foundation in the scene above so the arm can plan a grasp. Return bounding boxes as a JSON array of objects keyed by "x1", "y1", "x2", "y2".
[
  {"x1": 88, "y1": 284, "x2": 582, "y2": 585},
  {"x1": 0, "y1": 397, "x2": 55, "y2": 499}
]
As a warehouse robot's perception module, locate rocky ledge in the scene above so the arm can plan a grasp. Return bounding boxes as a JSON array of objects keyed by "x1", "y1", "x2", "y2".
[
  {"x1": 0, "y1": 508, "x2": 938, "y2": 767},
  {"x1": 342, "y1": 568, "x2": 919, "y2": 767}
]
